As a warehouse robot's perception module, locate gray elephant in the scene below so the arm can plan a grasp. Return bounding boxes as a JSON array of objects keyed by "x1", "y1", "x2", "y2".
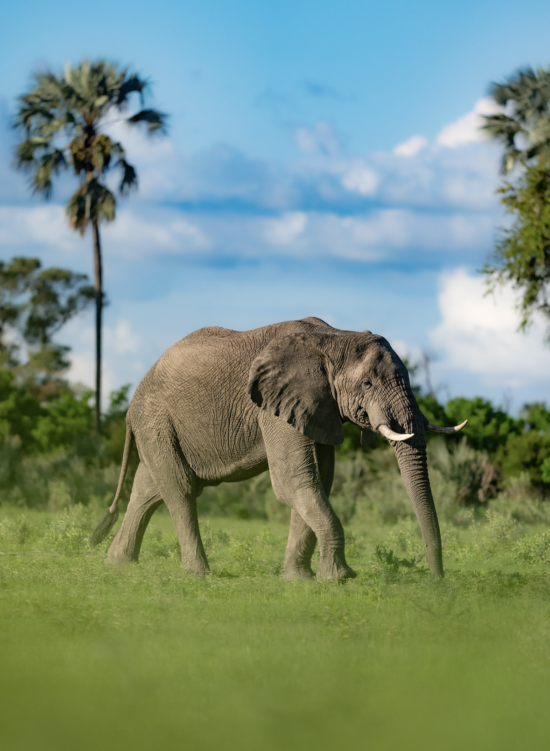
[{"x1": 91, "y1": 317, "x2": 466, "y2": 579}]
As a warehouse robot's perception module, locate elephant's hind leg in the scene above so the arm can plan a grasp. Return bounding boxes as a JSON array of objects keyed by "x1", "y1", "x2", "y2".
[
  {"x1": 138, "y1": 427, "x2": 209, "y2": 576},
  {"x1": 107, "y1": 463, "x2": 162, "y2": 565}
]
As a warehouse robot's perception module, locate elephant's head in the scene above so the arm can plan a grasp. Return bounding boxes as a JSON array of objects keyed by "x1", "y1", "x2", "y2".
[{"x1": 248, "y1": 327, "x2": 466, "y2": 577}]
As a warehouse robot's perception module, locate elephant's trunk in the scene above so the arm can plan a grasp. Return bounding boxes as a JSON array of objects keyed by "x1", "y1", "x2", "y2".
[{"x1": 393, "y1": 441, "x2": 443, "y2": 577}]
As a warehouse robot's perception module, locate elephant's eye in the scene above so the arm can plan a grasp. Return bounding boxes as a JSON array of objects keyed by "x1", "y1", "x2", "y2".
[{"x1": 362, "y1": 379, "x2": 372, "y2": 389}]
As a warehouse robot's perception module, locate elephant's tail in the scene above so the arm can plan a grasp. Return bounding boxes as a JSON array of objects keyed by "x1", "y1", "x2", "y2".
[{"x1": 89, "y1": 418, "x2": 135, "y2": 547}]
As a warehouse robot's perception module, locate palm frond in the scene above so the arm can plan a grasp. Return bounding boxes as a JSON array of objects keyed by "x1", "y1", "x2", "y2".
[
  {"x1": 67, "y1": 180, "x2": 116, "y2": 235},
  {"x1": 485, "y1": 65, "x2": 550, "y2": 172},
  {"x1": 126, "y1": 108, "x2": 168, "y2": 134},
  {"x1": 118, "y1": 159, "x2": 138, "y2": 195},
  {"x1": 116, "y1": 74, "x2": 148, "y2": 107},
  {"x1": 33, "y1": 149, "x2": 68, "y2": 197}
]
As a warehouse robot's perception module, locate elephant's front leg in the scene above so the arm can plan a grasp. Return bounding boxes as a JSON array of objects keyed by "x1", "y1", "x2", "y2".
[
  {"x1": 260, "y1": 414, "x2": 355, "y2": 580},
  {"x1": 282, "y1": 510, "x2": 317, "y2": 580}
]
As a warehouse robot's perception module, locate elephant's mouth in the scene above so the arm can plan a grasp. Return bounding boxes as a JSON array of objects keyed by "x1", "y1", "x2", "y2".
[{"x1": 353, "y1": 409, "x2": 371, "y2": 430}]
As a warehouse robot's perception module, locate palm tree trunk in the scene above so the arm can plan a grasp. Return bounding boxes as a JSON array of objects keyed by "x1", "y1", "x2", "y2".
[{"x1": 92, "y1": 218, "x2": 102, "y2": 434}]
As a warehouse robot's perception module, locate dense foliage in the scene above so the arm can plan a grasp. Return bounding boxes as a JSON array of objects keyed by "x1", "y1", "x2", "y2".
[
  {"x1": 487, "y1": 167, "x2": 550, "y2": 335},
  {"x1": 482, "y1": 66, "x2": 550, "y2": 336}
]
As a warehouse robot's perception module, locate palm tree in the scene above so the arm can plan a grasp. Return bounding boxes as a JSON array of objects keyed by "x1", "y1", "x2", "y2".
[
  {"x1": 14, "y1": 59, "x2": 167, "y2": 431},
  {"x1": 482, "y1": 65, "x2": 550, "y2": 173}
]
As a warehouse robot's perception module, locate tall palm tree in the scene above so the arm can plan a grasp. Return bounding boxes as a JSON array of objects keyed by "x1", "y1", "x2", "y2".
[
  {"x1": 482, "y1": 65, "x2": 550, "y2": 173},
  {"x1": 14, "y1": 59, "x2": 167, "y2": 431}
]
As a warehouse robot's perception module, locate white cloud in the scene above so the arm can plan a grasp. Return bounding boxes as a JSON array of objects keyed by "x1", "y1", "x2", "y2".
[
  {"x1": 0, "y1": 205, "x2": 210, "y2": 261},
  {"x1": 341, "y1": 162, "x2": 379, "y2": 195},
  {"x1": 64, "y1": 318, "x2": 145, "y2": 406},
  {"x1": 0, "y1": 206, "x2": 77, "y2": 251},
  {"x1": 104, "y1": 319, "x2": 141, "y2": 355},
  {"x1": 264, "y1": 212, "x2": 307, "y2": 245},
  {"x1": 103, "y1": 209, "x2": 210, "y2": 254},
  {"x1": 0, "y1": 201, "x2": 495, "y2": 267},
  {"x1": 393, "y1": 135, "x2": 428, "y2": 157},
  {"x1": 436, "y1": 98, "x2": 501, "y2": 148},
  {"x1": 430, "y1": 268, "x2": 550, "y2": 388},
  {"x1": 293, "y1": 122, "x2": 340, "y2": 155}
]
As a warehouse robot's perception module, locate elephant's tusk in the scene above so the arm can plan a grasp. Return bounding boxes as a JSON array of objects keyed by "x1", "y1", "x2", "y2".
[
  {"x1": 426, "y1": 419, "x2": 468, "y2": 435},
  {"x1": 378, "y1": 424, "x2": 414, "y2": 442}
]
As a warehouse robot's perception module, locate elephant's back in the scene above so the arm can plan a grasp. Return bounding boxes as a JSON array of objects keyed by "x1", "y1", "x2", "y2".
[{"x1": 130, "y1": 317, "x2": 336, "y2": 417}]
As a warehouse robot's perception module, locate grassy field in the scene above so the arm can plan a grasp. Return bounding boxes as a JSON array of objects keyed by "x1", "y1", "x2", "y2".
[{"x1": 1, "y1": 504, "x2": 550, "y2": 751}]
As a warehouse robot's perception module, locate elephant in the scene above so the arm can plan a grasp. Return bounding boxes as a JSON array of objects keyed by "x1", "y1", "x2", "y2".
[{"x1": 90, "y1": 317, "x2": 466, "y2": 579}]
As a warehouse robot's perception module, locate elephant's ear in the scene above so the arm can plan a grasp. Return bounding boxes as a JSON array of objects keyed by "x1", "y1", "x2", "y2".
[{"x1": 248, "y1": 333, "x2": 344, "y2": 446}]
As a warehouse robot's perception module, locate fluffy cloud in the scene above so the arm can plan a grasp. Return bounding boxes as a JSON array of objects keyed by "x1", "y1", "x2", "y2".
[
  {"x1": 430, "y1": 268, "x2": 550, "y2": 389},
  {"x1": 64, "y1": 318, "x2": 146, "y2": 404},
  {"x1": 436, "y1": 98, "x2": 501, "y2": 148},
  {"x1": 393, "y1": 135, "x2": 428, "y2": 157},
  {"x1": 0, "y1": 206, "x2": 77, "y2": 251}
]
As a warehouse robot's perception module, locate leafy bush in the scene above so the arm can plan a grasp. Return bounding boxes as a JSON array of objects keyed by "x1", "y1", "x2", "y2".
[
  {"x1": 44, "y1": 505, "x2": 95, "y2": 555},
  {"x1": 514, "y1": 532, "x2": 550, "y2": 564},
  {"x1": 0, "y1": 369, "x2": 43, "y2": 448},
  {"x1": 0, "y1": 514, "x2": 33, "y2": 545},
  {"x1": 428, "y1": 438, "x2": 499, "y2": 507},
  {"x1": 490, "y1": 473, "x2": 550, "y2": 523},
  {"x1": 494, "y1": 430, "x2": 550, "y2": 487},
  {"x1": 445, "y1": 397, "x2": 522, "y2": 454}
]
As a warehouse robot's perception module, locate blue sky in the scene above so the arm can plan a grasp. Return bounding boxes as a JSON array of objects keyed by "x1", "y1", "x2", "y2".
[{"x1": 1, "y1": 0, "x2": 550, "y2": 410}]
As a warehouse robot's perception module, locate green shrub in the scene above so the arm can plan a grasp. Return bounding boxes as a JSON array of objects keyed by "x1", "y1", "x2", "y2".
[
  {"x1": 514, "y1": 531, "x2": 550, "y2": 564},
  {"x1": 446, "y1": 397, "x2": 522, "y2": 454},
  {"x1": 32, "y1": 389, "x2": 93, "y2": 453},
  {"x1": 44, "y1": 505, "x2": 95, "y2": 555},
  {"x1": 0, "y1": 514, "x2": 33, "y2": 545},
  {"x1": 495, "y1": 431, "x2": 550, "y2": 487},
  {"x1": 428, "y1": 438, "x2": 498, "y2": 508}
]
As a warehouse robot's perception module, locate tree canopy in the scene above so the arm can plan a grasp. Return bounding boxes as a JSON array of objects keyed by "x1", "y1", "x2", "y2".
[
  {"x1": 14, "y1": 60, "x2": 166, "y2": 232},
  {"x1": 482, "y1": 65, "x2": 550, "y2": 336},
  {"x1": 0, "y1": 256, "x2": 93, "y2": 399}
]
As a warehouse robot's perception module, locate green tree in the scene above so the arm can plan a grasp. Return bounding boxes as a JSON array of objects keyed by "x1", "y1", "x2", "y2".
[
  {"x1": 0, "y1": 369, "x2": 43, "y2": 448},
  {"x1": 0, "y1": 256, "x2": 93, "y2": 399},
  {"x1": 482, "y1": 66, "x2": 550, "y2": 336},
  {"x1": 32, "y1": 388, "x2": 94, "y2": 453},
  {"x1": 486, "y1": 167, "x2": 550, "y2": 336},
  {"x1": 13, "y1": 60, "x2": 167, "y2": 430},
  {"x1": 495, "y1": 431, "x2": 550, "y2": 488},
  {"x1": 520, "y1": 402, "x2": 550, "y2": 433},
  {"x1": 0, "y1": 257, "x2": 94, "y2": 402}
]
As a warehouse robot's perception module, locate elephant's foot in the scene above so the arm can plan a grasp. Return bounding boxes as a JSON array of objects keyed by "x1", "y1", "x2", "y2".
[
  {"x1": 181, "y1": 557, "x2": 210, "y2": 577},
  {"x1": 316, "y1": 553, "x2": 356, "y2": 581},
  {"x1": 107, "y1": 546, "x2": 137, "y2": 566},
  {"x1": 281, "y1": 564, "x2": 315, "y2": 581}
]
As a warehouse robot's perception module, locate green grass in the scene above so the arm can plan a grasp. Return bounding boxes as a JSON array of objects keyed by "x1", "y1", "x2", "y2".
[{"x1": 1, "y1": 506, "x2": 550, "y2": 751}]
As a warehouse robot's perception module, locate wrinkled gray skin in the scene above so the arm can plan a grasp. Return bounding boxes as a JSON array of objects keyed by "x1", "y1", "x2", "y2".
[{"x1": 103, "y1": 317, "x2": 443, "y2": 580}]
